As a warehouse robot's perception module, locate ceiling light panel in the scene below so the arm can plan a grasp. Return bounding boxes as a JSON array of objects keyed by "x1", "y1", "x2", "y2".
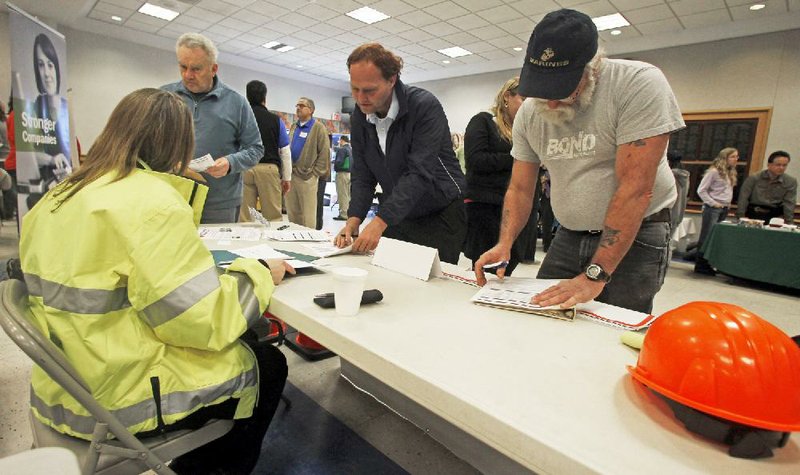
[
  {"x1": 138, "y1": 2, "x2": 179, "y2": 21},
  {"x1": 438, "y1": 46, "x2": 473, "y2": 58},
  {"x1": 346, "y1": 6, "x2": 390, "y2": 25},
  {"x1": 592, "y1": 13, "x2": 630, "y2": 31}
]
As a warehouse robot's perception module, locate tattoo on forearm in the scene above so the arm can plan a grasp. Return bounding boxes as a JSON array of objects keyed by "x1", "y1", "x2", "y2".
[
  {"x1": 600, "y1": 227, "x2": 621, "y2": 248},
  {"x1": 630, "y1": 139, "x2": 647, "y2": 147}
]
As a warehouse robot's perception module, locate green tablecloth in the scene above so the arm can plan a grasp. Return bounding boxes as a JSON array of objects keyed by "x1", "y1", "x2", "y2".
[{"x1": 702, "y1": 223, "x2": 800, "y2": 289}]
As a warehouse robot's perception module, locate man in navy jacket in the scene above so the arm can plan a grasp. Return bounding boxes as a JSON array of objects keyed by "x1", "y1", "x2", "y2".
[{"x1": 333, "y1": 43, "x2": 466, "y2": 264}]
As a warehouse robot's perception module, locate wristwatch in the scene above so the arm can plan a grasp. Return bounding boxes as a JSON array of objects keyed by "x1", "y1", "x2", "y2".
[{"x1": 585, "y1": 263, "x2": 612, "y2": 283}]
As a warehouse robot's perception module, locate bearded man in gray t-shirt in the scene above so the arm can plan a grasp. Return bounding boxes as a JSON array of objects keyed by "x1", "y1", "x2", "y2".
[{"x1": 475, "y1": 9, "x2": 685, "y2": 314}]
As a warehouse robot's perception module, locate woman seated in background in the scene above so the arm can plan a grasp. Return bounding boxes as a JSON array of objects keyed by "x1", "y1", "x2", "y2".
[
  {"x1": 20, "y1": 88, "x2": 292, "y2": 474},
  {"x1": 463, "y1": 77, "x2": 528, "y2": 274},
  {"x1": 694, "y1": 147, "x2": 739, "y2": 275}
]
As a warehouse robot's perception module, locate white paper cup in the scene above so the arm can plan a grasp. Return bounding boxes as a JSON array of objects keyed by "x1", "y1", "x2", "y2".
[{"x1": 333, "y1": 267, "x2": 368, "y2": 316}]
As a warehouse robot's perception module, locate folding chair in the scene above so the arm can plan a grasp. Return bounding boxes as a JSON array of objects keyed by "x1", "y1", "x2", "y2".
[{"x1": 0, "y1": 279, "x2": 234, "y2": 475}]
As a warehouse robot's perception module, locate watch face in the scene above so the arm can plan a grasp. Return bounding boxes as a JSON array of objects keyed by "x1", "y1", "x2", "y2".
[{"x1": 587, "y1": 265, "x2": 601, "y2": 279}]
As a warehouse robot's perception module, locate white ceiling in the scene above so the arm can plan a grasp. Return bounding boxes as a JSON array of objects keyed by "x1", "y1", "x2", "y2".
[{"x1": 6, "y1": 0, "x2": 800, "y2": 90}]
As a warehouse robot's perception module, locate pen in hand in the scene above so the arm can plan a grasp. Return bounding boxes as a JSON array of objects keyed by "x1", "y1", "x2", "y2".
[{"x1": 482, "y1": 260, "x2": 509, "y2": 270}]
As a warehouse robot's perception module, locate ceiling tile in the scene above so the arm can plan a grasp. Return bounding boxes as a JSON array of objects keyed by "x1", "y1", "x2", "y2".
[
  {"x1": 87, "y1": 10, "x2": 123, "y2": 25},
  {"x1": 309, "y1": 22, "x2": 346, "y2": 38},
  {"x1": 196, "y1": 0, "x2": 239, "y2": 16},
  {"x1": 246, "y1": 1, "x2": 291, "y2": 17},
  {"x1": 622, "y1": 4, "x2": 675, "y2": 24},
  {"x1": 131, "y1": 12, "x2": 169, "y2": 27},
  {"x1": 124, "y1": 19, "x2": 162, "y2": 34},
  {"x1": 470, "y1": 24, "x2": 509, "y2": 41},
  {"x1": 479, "y1": 49, "x2": 513, "y2": 60},
  {"x1": 355, "y1": 25, "x2": 391, "y2": 40},
  {"x1": 372, "y1": 19, "x2": 414, "y2": 35},
  {"x1": 419, "y1": 38, "x2": 452, "y2": 50},
  {"x1": 397, "y1": 43, "x2": 430, "y2": 55},
  {"x1": 93, "y1": 2, "x2": 135, "y2": 16},
  {"x1": 454, "y1": 54, "x2": 488, "y2": 64},
  {"x1": 609, "y1": 0, "x2": 663, "y2": 9},
  {"x1": 447, "y1": 13, "x2": 490, "y2": 30},
  {"x1": 506, "y1": 0, "x2": 559, "y2": 17},
  {"x1": 634, "y1": 17, "x2": 684, "y2": 35},
  {"x1": 729, "y1": 3, "x2": 788, "y2": 21},
  {"x1": 398, "y1": 28, "x2": 435, "y2": 43},
  {"x1": 172, "y1": 15, "x2": 214, "y2": 30},
  {"x1": 598, "y1": 25, "x2": 642, "y2": 41},
  {"x1": 441, "y1": 31, "x2": 481, "y2": 46},
  {"x1": 455, "y1": 0, "x2": 504, "y2": 10},
  {"x1": 103, "y1": 0, "x2": 143, "y2": 9},
  {"x1": 402, "y1": 0, "x2": 446, "y2": 8},
  {"x1": 157, "y1": 23, "x2": 188, "y2": 38},
  {"x1": 369, "y1": 0, "x2": 417, "y2": 17},
  {"x1": 396, "y1": 10, "x2": 440, "y2": 27},
  {"x1": 219, "y1": 40, "x2": 252, "y2": 54},
  {"x1": 488, "y1": 35, "x2": 524, "y2": 49},
  {"x1": 317, "y1": 0, "x2": 368, "y2": 13},
  {"x1": 497, "y1": 17, "x2": 536, "y2": 35},
  {"x1": 281, "y1": 35, "x2": 311, "y2": 47},
  {"x1": 463, "y1": 40, "x2": 503, "y2": 54},
  {"x1": 419, "y1": 51, "x2": 448, "y2": 62},
  {"x1": 218, "y1": 16, "x2": 255, "y2": 32},
  {"x1": 327, "y1": 13, "x2": 367, "y2": 30},
  {"x1": 680, "y1": 9, "x2": 732, "y2": 29},
  {"x1": 204, "y1": 23, "x2": 237, "y2": 40},
  {"x1": 301, "y1": 4, "x2": 341, "y2": 21},
  {"x1": 319, "y1": 38, "x2": 352, "y2": 51},
  {"x1": 423, "y1": 1, "x2": 470, "y2": 21},
  {"x1": 423, "y1": 22, "x2": 460, "y2": 37},
  {"x1": 377, "y1": 35, "x2": 413, "y2": 49},
  {"x1": 569, "y1": 0, "x2": 618, "y2": 18},
  {"x1": 184, "y1": 7, "x2": 225, "y2": 24},
  {"x1": 247, "y1": 26, "x2": 283, "y2": 41},
  {"x1": 280, "y1": 12, "x2": 319, "y2": 28},
  {"x1": 264, "y1": 20, "x2": 301, "y2": 34},
  {"x1": 303, "y1": 43, "x2": 334, "y2": 55},
  {"x1": 668, "y1": 0, "x2": 727, "y2": 16},
  {"x1": 220, "y1": 0, "x2": 257, "y2": 7},
  {"x1": 476, "y1": 5, "x2": 522, "y2": 23},
  {"x1": 230, "y1": 9, "x2": 272, "y2": 25}
]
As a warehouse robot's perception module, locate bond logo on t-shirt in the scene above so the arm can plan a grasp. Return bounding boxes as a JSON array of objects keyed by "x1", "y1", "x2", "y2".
[{"x1": 546, "y1": 132, "x2": 597, "y2": 160}]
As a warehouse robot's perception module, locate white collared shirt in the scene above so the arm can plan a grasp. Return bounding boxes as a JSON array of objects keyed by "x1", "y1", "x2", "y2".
[{"x1": 366, "y1": 91, "x2": 399, "y2": 155}]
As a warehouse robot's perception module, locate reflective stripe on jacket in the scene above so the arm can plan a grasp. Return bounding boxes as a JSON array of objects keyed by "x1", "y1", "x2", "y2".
[{"x1": 20, "y1": 168, "x2": 275, "y2": 440}]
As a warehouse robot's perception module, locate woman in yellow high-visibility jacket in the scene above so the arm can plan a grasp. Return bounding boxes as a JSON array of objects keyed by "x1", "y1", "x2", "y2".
[{"x1": 20, "y1": 88, "x2": 292, "y2": 474}]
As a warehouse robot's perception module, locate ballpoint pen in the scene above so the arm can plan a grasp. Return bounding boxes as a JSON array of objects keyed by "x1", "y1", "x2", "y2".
[{"x1": 482, "y1": 260, "x2": 509, "y2": 270}]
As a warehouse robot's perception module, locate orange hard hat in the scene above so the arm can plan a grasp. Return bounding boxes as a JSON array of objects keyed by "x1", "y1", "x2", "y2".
[{"x1": 628, "y1": 301, "x2": 800, "y2": 432}]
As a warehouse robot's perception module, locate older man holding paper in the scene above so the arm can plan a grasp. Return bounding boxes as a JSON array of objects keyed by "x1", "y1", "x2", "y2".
[{"x1": 162, "y1": 32, "x2": 263, "y2": 224}]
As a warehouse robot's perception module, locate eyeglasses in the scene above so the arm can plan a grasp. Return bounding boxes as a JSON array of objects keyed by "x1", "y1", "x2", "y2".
[{"x1": 296, "y1": 104, "x2": 309, "y2": 109}]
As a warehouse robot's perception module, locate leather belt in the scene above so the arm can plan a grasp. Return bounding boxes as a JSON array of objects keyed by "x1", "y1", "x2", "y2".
[
  {"x1": 642, "y1": 207, "x2": 671, "y2": 224},
  {"x1": 565, "y1": 208, "x2": 671, "y2": 235}
]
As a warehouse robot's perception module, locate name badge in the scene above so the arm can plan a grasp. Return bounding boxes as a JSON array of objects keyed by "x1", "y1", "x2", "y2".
[{"x1": 299, "y1": 132, "x2": 308, "y2": 138}]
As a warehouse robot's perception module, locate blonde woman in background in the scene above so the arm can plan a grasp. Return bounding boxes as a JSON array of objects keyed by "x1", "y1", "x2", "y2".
[
  {"x1": 694, "y1": 147, "x2": 739, "y2": 275},
  {"x1": 463, "y1": 77, "x2": 528, "y2": 274},
  {"x1": 451, "y1": 132, "x2": 465, "y2": 174}
]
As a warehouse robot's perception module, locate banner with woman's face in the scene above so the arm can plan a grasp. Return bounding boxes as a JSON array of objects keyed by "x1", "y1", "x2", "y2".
[{"x1": 8, "y1": 4, "x2": 72, "y2": 218}]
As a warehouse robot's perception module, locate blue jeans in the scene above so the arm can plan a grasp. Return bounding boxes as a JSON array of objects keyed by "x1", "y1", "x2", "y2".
[
  {"x1": 537, "y1": 222, "x2": 671, "y2": 313},
  {"x1": 697, "y1": 204, "x2": 728, "y2": 253}
]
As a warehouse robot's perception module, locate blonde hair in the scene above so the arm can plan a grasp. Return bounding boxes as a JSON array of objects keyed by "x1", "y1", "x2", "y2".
[
  {"x1": 708, "y1": 147, "x2": 738, "y2": 186},
  {"x1": 51, "y1": 88, "x2": 194, "y2": 209},
  {"x1": 491, "y1": 77, "x2": 520, "y2": 143}
]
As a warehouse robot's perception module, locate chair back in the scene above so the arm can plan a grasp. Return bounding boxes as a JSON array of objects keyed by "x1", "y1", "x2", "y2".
[{"x1": 0, "y1": 279, "x2": 92, "y2": 392}]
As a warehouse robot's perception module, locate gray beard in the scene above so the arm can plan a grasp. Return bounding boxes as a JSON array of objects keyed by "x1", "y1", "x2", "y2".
[{"x1": 533, "y1": 72, "x2": 598, "y2": 126}]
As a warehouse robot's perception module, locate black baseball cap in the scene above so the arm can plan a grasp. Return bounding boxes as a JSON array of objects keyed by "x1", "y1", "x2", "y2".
[{"x1": 518, "y1": 9, "x2": 598, "y2": 100}]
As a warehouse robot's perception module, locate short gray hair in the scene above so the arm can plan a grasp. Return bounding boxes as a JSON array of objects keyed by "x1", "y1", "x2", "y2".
[{"x1": 176, "y1": 33, "x2": 218, "y2": 64}]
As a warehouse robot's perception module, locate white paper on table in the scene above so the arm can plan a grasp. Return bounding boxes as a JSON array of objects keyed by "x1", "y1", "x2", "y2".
[
  {"x1": 471, "y1": 278, "x2": 564, "y2": 311},
  {"x1": 198, "y1": 226, "x2": 263, "y2": 241},
  {"x1": 371, "y1": 237, "x2": 442, "y2": 281},
  {"x1": 264, "y1": 230, "x2": 330, "y2": 242},
  {"x1": 189, "y1": 153, "x2": 215, "y2": 172},
  {"x1": 230, "y1": 243, "x2": 291, "y2": 260},
  {"x1": 302, "y1": 242, "x2": 352, "y2": 258}
]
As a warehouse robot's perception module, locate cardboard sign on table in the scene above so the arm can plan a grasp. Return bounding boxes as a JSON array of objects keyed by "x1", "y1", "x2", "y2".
[{"x1": 371, "y1": 238, "x2": 442, "y2": 281}]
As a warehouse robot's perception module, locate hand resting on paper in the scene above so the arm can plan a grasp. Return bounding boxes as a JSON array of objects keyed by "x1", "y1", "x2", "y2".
[
  {"x1": 531, "y1": 275, "x2": 605, "y2": 309},
  {"x1": 263, "y1": 258, "x2": 296, "y2": 284}
]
